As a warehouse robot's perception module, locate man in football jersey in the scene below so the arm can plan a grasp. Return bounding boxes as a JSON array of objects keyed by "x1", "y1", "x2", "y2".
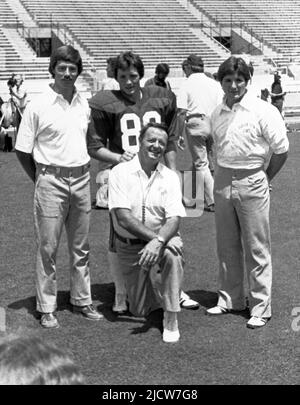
[{"x1": 87, "y1": 51, "x2": 199, "y2": 314}]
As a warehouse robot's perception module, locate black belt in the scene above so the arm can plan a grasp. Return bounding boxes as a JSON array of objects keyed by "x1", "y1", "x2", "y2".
[
  {"x1": 114, "y1": 231, "x2": 147, "y2": 246},
  {"x1": 36, "y1": 163, "x2": 90, "y2": 178},
  {"x1": 186, "y1": 113, "x2": 206, "y2": 122}
]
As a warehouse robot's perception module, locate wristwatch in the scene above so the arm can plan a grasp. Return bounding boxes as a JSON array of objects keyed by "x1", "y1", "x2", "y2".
[{"x1": 155, "y1": 235, "x2": 165, "y2": 245}]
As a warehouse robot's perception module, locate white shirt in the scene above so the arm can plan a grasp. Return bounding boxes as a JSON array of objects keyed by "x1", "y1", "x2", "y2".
[
  {"x1": 177, "y1": 72, "x2": 223, "y2": 117},
  {"x1": 109, "y1": 155, "x2": 186, "y2": 238},
  {"x1": 211, "y1": 91, "x2": 289, "y2": 169},
  {"x1": 15, "y1": 85, "x2": 90, "y2": 167}
]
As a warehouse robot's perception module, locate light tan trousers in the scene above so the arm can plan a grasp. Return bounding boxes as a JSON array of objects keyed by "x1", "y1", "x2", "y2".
[{"x1": 214, "y1": 165, "x2": 272, "y2": 318}]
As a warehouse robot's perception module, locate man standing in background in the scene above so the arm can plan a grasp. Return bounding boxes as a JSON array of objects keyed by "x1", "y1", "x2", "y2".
[{"x1": 177, "y1": 54, "x2": 223, "y2": 212}]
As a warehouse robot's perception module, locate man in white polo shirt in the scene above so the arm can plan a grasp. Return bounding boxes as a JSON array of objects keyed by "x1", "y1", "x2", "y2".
[
  {"x1": 15, "y1": 45, "x2": 102, "y2": 328},
  {"x1": 177, "y1": 54, "x2": 223, "y2": 212},
  {"x1": 206, "y1": 56, "x2": 289, "y2": 329},
  {"x1": 109, "y1": 122, "x2": 185, "y2": 343}
]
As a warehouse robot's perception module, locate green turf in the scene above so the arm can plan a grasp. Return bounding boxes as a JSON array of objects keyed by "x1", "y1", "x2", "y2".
[{"x1": 0, "y1": 134, "x2": 299, "y2": 385}]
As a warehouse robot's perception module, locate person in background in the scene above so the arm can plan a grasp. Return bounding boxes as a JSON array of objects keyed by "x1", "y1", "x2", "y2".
[
  {"x1": 177, "y1": 54, "x2": 223, "y2": 211},
  {"x1": 101, "y1": 57, "x2": 120, "y2": 91},
  {"x1": 181, "y1": 59, "x2": 189, "y2": 78},
  {"x1": 206, "y1": 56, "x2": 289, "y2": 329},
  {"x1": 144, "y1": 63, "x2": 172, "y2": 91},
  {"x1": 270, "y1": 71, "x2": 286, "y2": 115},
  {"x1": 8, "y1": 73, "x2": 28, "y2": 133}
]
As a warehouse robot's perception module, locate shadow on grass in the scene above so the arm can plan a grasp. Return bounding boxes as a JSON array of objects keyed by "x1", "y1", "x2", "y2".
[
  {"x1": 8, "y1": 286, "x2": 248, "y2": 330},
  {"x1": 185, "y1": 289, "x2": 250, "y2": 319},
  {"x1": 7, "y1": 282, "x2": 163, "y2": 334},
  {"x1": 94, "y1": 282, "x2": 164, "y2": 335},
  {"x1": 8, "y1": 282, "x2": 115, "y2": 320}
]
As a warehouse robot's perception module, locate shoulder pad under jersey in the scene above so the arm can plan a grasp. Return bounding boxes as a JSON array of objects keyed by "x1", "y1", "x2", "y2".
[{"x1": 88, "y1": 90, "x2": 123, "y2": 112}]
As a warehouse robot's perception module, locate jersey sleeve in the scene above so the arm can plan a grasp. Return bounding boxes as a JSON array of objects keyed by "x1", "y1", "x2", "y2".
[{"x1": 86, "y1": 108, "x2": 111, "y2": 151}]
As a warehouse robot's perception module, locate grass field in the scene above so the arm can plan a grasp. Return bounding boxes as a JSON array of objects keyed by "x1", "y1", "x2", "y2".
[{"x1": 0, "y1": 133, "x2": 299, "y2": 386}]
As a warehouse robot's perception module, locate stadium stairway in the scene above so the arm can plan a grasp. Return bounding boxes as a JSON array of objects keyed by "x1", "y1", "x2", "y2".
[
  {"x1": 0, "y1": 0, "x2": 50, "y2": 81},
  {"x1": 190, "y1": 0, "x2": 300, "y2": 67}
]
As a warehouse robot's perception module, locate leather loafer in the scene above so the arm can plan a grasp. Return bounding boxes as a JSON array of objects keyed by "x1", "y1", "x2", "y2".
[
  {"x1": 73, "y1": 304, "x2": 103, "y2": 320},
  {"x1": 247, "y1": 316, "x2": 269, "y2": 329},
  {"x1": 40, "y1": 313, "x2": 59, "y2": 329}
]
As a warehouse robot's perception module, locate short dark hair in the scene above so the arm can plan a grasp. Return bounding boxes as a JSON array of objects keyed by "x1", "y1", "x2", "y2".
[
  {"x1": 48, "y1": 45, "x2": 83, "y2": 78},
  {"x1": 0, "y1": 335, "x2": 84, "y2": 385},
  {"x1": 217, "y1": 56, "x2": 251, "y2": 83},
  {"x1": 182, "y1": 59, "x2": 188, "y2": 70},
  {"x1": 187, "y1": 54, "x2": 204, "y2": 73},
  {"x1": 106, "y1": 57, "x2": 117, "y2": 70},
  {"x1": 155, "y1": 63, "x2": 170, "y2": 75},
  {"x1": 139, "y1": 122, "x2": 169, "y2": 141},
  {"x1": 114, "y1": 51, "x2": 144, "y2": 79}
]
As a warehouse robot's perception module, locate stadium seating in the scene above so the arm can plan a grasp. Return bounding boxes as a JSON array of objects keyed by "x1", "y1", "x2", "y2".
[
  {"x1": 0, "y1": 1, "x2": 50, "y2": 81},
  {"x1": 19, "y1": 0, "x2": 228, "y2": 70},
  {"x1": 191, "y1": 0, "x2": 300, "y2": 65},
  {"x1": 1, "y1": 0, "x2": 300, "y2": 84}
]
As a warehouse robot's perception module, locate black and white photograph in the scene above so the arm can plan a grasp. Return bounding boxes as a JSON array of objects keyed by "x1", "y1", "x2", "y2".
[{"x1": 0, "y1": 0, "x2": 298, "y2": 389}]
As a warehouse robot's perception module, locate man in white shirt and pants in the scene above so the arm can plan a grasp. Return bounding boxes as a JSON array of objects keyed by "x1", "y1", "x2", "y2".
[
  {"x1": 109, "y1": 122, "x2": 186, "y2": 343},
  {"x1": 15, "y1": 45, "x2": 102, "y2": 329},
  {"x1": 206, "y1": 56, "x2": 289, "y2": 328},
  {"x1": 177, "y1": 54, "x2": 223, "y2": 211}
]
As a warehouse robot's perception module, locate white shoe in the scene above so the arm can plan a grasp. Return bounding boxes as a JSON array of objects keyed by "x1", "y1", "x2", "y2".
[
  {"x1": 163, "y1": 328, "x2": 180, "y2": 343},
  {"x1": 179, "y1": 292, "x2": 199, "y2": 309},
  {"x1": 247, "y1": 316, "x2": 269, "y2": 329},
  {"x1": 206, "y1": 305, "x2": 228, "y2": 315}
]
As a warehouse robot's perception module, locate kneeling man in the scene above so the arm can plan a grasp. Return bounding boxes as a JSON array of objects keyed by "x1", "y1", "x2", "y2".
[{"x1": 108, "y1": 122, "x2": 185, "y2": 343}]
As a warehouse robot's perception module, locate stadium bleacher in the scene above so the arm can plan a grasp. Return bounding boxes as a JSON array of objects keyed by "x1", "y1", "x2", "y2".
[
  {"x1": 0, "y1": 0, "x2": 299, "y2": 119},
  {"x1": 191, "y1": 0, "x2": 300, "y2": 66},
  {"x1": 19, "y1": 0, "x2": 227, "y2": 71}
]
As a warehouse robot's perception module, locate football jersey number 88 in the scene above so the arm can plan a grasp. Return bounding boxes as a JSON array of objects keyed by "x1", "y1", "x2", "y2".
[{"x1": 120, "y1": 111, "x2": 161, "y2": 153}]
